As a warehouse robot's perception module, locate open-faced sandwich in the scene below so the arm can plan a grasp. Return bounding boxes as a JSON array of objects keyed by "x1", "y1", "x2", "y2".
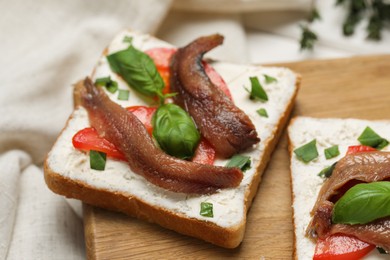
[
  {"x1": 288, "y1": 117, "x2": 390, "y2": 259},
  {"x1": 44, "y1": 30, "x2": 300, "y2": 248}
]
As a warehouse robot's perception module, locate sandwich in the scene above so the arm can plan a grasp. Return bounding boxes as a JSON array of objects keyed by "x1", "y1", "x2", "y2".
[
  {"x1": 288, "y1": 116, "x2": 390, "y2": 259},
  {"x1": 44, "y1": 30, "x2": 300, "y2": 248}
]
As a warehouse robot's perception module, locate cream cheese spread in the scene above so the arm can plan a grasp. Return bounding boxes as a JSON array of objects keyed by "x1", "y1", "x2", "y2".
[
  {"x1": 289, "y1": 117, "x2": 390, "y2": 260},
  {"x1": 47, "y1": 31, "x2": 298, "y2": 228}
]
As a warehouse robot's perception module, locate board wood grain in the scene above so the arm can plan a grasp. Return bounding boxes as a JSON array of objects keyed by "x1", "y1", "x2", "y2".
[{"x1": 83, "y1": 54, "x2": 390, "y2": 259}]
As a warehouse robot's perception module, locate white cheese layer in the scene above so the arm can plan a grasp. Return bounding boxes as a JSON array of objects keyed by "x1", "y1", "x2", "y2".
[
  {"x1": 47, "y1": 31, "x2": 298, "y2": 228},
  {"x1": 288, "y1": 117, "x2": 390, "y2": 260}
]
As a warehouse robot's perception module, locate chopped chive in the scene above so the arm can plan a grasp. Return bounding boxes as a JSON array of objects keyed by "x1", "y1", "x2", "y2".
[
  {"x1": 95, "y1": 76, "x2": 111, "y2": 86},
  {"x1": 225, "y1": 154, "x2": 251, "y2": 172},
  {"x1": 377, "y1": 247, "x2": 388, "y2": 254},
  {"x1": 90, "y1": 150, "x2": 106, "y2": 171},
  {"x1": 245, "y1": 76, "x2": 268, "y2": 101},
  {"x1": 123, "y1": 36, "x2": 133, "y2": 44},
  {"x1": 118, "y1": 89, "x2": 130, "y2": 100},
  {"x1": 94, "y1": 76, "x2": 118, "y2": 94},
  {"x1": 358, "y1": 126, "x2": 389, "y2": 150},
  {"x1": 324, "y1": 145, "x2": 340, "y2": 159},
  {"x1": 294, "y1": 139, "x2": 318, "y2": 163},
  {"x1": 256, "y1": 108, "x2": 268, "y2": 118},
  {"x1": 318, "y1": 162, "x2": 337, "y2": 178},
  {"x1": 264, "y1": 74, "x2": 277, "y2": 84},
  {"x1": 200, "y1": 202, "x2": 213, "y2": 218}
]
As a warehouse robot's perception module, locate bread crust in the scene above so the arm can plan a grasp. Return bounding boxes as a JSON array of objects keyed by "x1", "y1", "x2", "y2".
[
  {"x1": 44, "y1": 73, "x2": 300, "y2": 249},
  {"x1": 244, "y1": 75, "x2": 301, "y2": 211},
  {"x1": 286, "y1": 116, "x2": 299, "y2": 259},
  {"x1": 44, "y1": 161, "x2": 244, "y2": 248},
  {"x1": 44, "y1": 38, "x2": 300, "y2": 248}
]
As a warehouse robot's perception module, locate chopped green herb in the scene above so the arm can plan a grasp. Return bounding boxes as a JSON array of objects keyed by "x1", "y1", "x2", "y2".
[
  {"x1": 94, "y1": 76, "x2": 118, "y2": 94},
  {"x1": 358, "y1": 126, "x2": 389, "y2": 149},
  {"x1": 264, "y1": 74, "x2": 277, "y2": 84},
  {"x1": 245, "y1": 77, "x2": 268, "y2": 101},
  {"x1": 200, "y1": 202, "x2": 213, "y2": 218},
  {"x1": 377, "y1": 247, "x2": 388, "y2": 254},
  {"x1": 294, "y1": 139, "x2": 318, "y2": 163},
  {"x1": 324, "y1": 145, "x2": 340, "y2": 159},
  {"x1": 318, "y1": 162, "x2": 337, "y2": 178},
  {"x1": 123, "y1": 36, "x2": 133, "y2": 44},
  {"x1": 90, "y1": 150, "x2": 106, "y2": 171},
  {"x1": 256, "y1": 108, "x2": 268, "y2": 118},
  {"x1": 117, "y1": 89, "x2": 130, "y2": 100},
  {"x1": 225, "y1": 155, "x2": 251, "y2": 172},
  {"x1": 95, "y1": 76, "x2": 111, "y2": 86}
]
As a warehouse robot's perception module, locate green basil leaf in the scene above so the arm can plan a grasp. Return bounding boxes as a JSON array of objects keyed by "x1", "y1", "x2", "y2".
[
  {"x1": 332, "y1": 181, "x2": 390, "y2": 225},
  {"x1": 200, "y1": 202, "x2": 213, "y2": 217},
  {"x1": 94, "y1": 76, "x2": 118, "y2": 94},
  {"x1": 90, "y1": 150, "x2": 106, "y2": 171},
  {"x1": 225, "y1": 155, "x2": 251, "y2": 172},
  {"x1": 107, "y1": 45, "x2": 164, "y2": 99},
  {"x1": 246, "y1": 76, "x2": 268, "y2": 101},
  {"x1": 318, "y1": 162, "x2": 337, "y2": 178},
  {"x1": 264, "y1": 74, "x2": 277, "y2": 84},
  {"x1": 358, "y1": 126, "x2": 389, "y2": 150},
  {"x1": 117, "y1": 89, "x2": 130, "y2": 100},
  {"x1": 152, "y1": 103, "x2": 200, "y2": 159},
  {"x1": 256, "y1": 108, "x2": 268, "y2": 118},
  {"x1": 294, "y1": 139, "x2": 318, "y2": 163},
  {"x1": 324, "y1": 145, "x2": 340, "y2": 159}
]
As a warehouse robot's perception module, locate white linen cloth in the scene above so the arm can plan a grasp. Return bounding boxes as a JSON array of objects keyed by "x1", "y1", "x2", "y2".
[{"x1": 1, "y1": 0, "x2": 390, "y2": 259}]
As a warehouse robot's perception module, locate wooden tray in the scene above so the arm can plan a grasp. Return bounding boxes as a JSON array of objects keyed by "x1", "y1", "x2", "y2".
[{"x1": 83, "y1": 55, "x2": 390, "y2": 259}]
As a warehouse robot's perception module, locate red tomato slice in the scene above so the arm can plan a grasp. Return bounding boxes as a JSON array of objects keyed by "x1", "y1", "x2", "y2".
[
  {"x1": 145, "y1": 48, "x2": 176, "y2": 95},
  {"x1": 126, "y1": 106, "x2": 157, "y2": 135},
  {"x1": 191, "y1": 138, "x2": 216, "y2": 165},
  {"x1": 72, "y1": 106, "x2": 216, "y2": 164},
  {"x1": 145, "y1": 47, "x2": 176, "y2": 69},
  {"x1": 72, "y1": 106, "x2": 156, "y2": 160},
  {"x1": 314, "y1": 235, "x2": 375, "y2": 260},
  {"x1": 346, "y1": 145, "x2": 376, "y2": 155},
  {"x1": 72, "y1": 127, "x2": 126, "y2": 161}
]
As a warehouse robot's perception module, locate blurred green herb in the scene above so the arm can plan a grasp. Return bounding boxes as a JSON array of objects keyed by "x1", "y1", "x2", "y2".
[
  {"x1": 300, "y1": 0, "x2": 390, "y2": 50},
  {"x1": 300, "y1": 24, "x2": 318, "y2": 50}
]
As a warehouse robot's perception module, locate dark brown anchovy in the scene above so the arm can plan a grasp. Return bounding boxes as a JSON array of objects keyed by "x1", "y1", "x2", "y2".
[
  {"x1": 170, "y1": 34, "x2": 260, "y2": 158},
  {"x1": 80, "y1": 77, "x2": 243, "y2": 194},
  {"x1": 307, "y1": 151, "x2": 390, "y2": 251}
]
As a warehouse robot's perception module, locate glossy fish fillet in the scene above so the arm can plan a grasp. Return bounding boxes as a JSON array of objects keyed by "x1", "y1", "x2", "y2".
[
  {"x1": 307, "y1": 152, "x2": 390, "y2": 251},
  {"x1": 170, "y1": 34, "x2": 260, "y2": 158},
  {"x1": 80, "y1": 77, "x2": 243, "y2": 194}
]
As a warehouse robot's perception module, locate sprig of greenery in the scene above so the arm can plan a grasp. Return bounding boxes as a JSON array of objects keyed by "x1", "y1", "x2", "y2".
[
  {"x1": 299, "y1": 24, "x2": 318, "y2": 50},
  {"x1": 299, "y1": 2, "x2": 320, "y2": 50},
  {"x1": 300, "y1": 0, "x2": 390, "y2": 50}
]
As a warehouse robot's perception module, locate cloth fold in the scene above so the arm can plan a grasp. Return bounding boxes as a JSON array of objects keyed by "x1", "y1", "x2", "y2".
[
  {"x1": 0, "y1": 151, "x2": 31, "y2": 260},
  {"x1": 0, "y1": 0, "x2": 172, "y2": 259}
]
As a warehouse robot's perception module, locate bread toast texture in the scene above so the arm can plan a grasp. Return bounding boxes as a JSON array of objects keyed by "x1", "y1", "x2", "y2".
[
  {"x1": 44, "y1": 30, "x2": 300, "y2": 248},
  {"x1": 288, "y1": 116, "x2": 390, "y2": 259}
]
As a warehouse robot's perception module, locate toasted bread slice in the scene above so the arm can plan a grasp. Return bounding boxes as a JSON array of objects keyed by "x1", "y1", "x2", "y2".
[
  {"x1": 44, "y1": 30, "x2": 300, "y2": 248},
  {"x1": 288, "y1": 116, "x2": 390, "y2": 259}
]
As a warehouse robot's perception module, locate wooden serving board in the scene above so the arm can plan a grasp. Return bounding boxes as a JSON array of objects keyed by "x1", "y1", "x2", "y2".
[{"x1": 83, "y1": 55, "x2": 390, "y2": 259}]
